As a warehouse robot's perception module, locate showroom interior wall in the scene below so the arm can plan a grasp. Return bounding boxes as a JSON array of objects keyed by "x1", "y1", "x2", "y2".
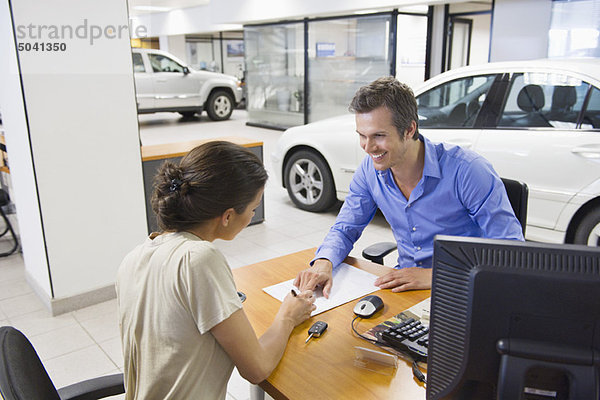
[
  {"x1": 490, "y1": 0, "x2": 553, "y2": 62},
  {"x1": 0, "y1": 0, "x2": 148, "y2": 314}
]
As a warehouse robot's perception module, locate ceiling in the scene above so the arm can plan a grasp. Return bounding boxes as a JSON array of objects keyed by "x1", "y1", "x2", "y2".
[{"x1": 128, "y1": 0, "x2": 209, "y2": 15}]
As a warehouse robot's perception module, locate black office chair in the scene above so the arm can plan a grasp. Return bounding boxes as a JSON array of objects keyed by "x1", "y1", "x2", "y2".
[
  {"x1": 362, "y1": 177, "x2": 529, "y2": 265},
  {"x1": 0, "y1": 189, "x2": 19, "y2": 257},
  {"x1": 0, "y1": 326, "x2": 125, "y2": 400}
]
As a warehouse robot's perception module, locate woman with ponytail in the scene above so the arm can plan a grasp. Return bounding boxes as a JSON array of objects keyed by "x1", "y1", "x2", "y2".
[{"x1": 116, "y1": 141, "x2": 315, "y2": 400}]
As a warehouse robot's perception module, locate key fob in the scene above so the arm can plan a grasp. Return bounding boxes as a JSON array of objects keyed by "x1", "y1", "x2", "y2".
[{"x1": 308, "y1": 321, "x2": 328, "y2": 337}]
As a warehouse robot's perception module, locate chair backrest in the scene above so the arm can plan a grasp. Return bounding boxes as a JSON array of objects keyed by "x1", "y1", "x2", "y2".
[
  {"x1": 0, "y1": 326, "x2": 61, "y2": 400},
  {"x1": 500, "y1": 178, "x2": 528, "y2": 235}
]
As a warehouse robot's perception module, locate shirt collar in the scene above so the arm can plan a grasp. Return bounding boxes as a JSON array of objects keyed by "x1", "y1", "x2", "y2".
[{"x1": 421, "y1": 135, "x2": 442, "y2": 179}]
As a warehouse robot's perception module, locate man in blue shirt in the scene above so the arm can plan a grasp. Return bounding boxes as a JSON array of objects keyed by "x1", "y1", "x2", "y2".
[{"x1": 294, "y1": 77, "x2": 524, "y2": 296}]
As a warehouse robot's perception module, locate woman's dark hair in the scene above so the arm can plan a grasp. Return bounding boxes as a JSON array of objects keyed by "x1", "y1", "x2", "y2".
[
  {"x1": 151, "y1": 141, "x2": 268, "y2": 231},
  {"x1": 349, "y1": 76, "x2": 419, "y2": 140}
]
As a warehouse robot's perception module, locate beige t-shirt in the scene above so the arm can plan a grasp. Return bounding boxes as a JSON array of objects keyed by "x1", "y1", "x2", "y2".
[{"x1": 116, "y1": 231, "x2": 242, "y2": 400}]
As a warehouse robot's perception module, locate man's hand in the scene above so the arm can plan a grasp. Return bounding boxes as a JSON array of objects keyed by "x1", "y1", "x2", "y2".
[
  {"x1": 374, "y1": 267, "x2": 432, "y2": 292},
  {"x1": 293, "y1": 259, "x2": 333, "y2": 299}
]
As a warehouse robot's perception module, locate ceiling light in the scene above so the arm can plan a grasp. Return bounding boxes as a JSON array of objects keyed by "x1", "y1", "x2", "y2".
[{"x1": 133, "y1": 5, "x2": 172, "y2": 12}]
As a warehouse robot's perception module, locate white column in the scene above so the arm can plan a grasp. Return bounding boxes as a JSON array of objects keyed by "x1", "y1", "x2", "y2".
[{"x1": 0, "y1": 0, "x2": 148, "y2": 314}]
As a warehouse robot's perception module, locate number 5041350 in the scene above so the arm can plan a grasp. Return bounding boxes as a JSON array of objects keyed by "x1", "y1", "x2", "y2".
[{"x1": 18, "y1": 42, "x2": 67, "y2": 51}]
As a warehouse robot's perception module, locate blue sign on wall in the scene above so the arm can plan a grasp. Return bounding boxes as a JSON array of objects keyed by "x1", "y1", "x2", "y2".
[{"x1": 316, "y1": 42, "x2": 335, "y2": 57}]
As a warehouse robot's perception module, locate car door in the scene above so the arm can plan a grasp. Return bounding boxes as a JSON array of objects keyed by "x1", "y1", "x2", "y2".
[
  {"x1": 147, "y1": 52, "x2": 201, "y2": 109},
  {"x1": 132, "y1": 52, "x2": 154, "y2": 111},
  {"x1": 472, "y1": 71, "x2": 600, "y2": 231},
  {"x1": 416, "y1": 74, "x2": 501, "y2": 149}
]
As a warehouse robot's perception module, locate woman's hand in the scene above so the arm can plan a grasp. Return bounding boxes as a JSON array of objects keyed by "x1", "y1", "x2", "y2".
[{"x1": 278, "y1": 290, "x2": 316, "y2": 327}]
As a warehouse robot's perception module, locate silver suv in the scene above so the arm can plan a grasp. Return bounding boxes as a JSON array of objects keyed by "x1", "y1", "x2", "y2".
[{"x1": 132, "y1": 48, "x2": 243, "y2": 120}]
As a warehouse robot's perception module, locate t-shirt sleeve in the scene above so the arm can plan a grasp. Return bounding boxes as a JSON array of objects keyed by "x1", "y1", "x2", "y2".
[{"x1": 179, "y1": 244, "x2": 242, "y2": 335}]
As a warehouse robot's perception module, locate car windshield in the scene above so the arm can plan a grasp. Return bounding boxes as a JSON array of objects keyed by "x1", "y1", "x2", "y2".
[
  {"x1": 417, "y1": 74, "x2": 498, "y2": 128},
  {"x1": 148, "y1": 54, "x2": 185, "y2": 73}
]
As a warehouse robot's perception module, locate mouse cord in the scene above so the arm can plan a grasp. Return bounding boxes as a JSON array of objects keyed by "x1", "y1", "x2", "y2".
[
  {"x1": 351, "y1": 316, "x2": 427, "y2": 385},
  {"x1": 351, "y1": 316, "x2": 382, "y2": 344}
]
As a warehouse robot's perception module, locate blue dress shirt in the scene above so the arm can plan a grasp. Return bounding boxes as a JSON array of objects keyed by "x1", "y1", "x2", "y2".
[{"x1": 313, "y1": 136, "x2": 524, "y2": 269}]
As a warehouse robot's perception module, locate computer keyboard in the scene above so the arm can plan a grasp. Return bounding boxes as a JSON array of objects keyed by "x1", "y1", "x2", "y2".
[{"x1": 380, "y1": 317, "x2": 428, "y2": 361}]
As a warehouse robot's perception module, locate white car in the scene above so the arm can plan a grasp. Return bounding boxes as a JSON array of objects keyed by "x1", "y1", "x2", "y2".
[
  {"x1": 132, "y1": 48, "x2": 243, "y2": 120},
  {"x1": 272, "y1": 59, "x2": 600, "y2": 247}
]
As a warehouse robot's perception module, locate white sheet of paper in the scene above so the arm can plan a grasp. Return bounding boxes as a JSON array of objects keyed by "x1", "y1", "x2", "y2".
[{"x1": 262, "y1": 262, "x2": 380, "y2": 316}]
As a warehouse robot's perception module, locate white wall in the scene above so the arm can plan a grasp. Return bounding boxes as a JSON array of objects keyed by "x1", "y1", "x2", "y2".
[
  {"x1": 469, "y1": 13, "x2": 491, "y2": 65},
  {"x1": 1, "y1": 0, "x2": 148, "y2": 312},
  {"x1": 490, "y1": 0, "x2": 553, "y2": 62}
]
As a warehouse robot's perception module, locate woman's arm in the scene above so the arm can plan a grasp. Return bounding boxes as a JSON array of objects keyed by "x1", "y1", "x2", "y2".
[{"x1": 211, "y1": 290, "x2": 315, "y2": 384}]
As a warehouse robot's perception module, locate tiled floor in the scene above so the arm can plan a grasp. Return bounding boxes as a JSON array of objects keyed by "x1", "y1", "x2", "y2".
[{"x1": 0, "y1": 110, "x2": 395, "y2": 400}]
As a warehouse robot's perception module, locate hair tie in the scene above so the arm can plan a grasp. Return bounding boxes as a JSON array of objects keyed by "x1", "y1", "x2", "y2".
[{"x1": 169, "y1": 178, "x2": 183, "y2": 193}]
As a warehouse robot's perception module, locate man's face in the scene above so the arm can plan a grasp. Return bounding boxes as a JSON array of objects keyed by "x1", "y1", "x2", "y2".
[{"x1": 356, "y1": 106, "x2": 412, "y2": 171}]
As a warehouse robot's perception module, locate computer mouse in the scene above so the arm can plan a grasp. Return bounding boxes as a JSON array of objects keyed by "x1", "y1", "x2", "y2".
[{"x1": 353, "y1": 295, "x2": 384, "y2": 318}]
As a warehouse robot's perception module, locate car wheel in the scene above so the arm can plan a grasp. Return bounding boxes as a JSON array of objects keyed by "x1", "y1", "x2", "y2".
[
  {"x1": 206, "y1": 90, "x2": 234, "y2": 121},
  {"x1": 573, "y1": 207, "x2": 600, "y2": 246},
  {"x1": 179, "y1": 111, "x2": 196, "y2": 118},
  {"x1": 284, "y1": 150, "x2": 336, "y2": 212}
]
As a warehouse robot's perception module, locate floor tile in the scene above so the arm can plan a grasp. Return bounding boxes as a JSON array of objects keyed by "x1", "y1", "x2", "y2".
[
  {"x1": 0, "y1": 292, "x2": 45, "y2": 318},
  {"x1": 227, "y1": 368, "x2": 250, "y2": 400},
  {"x1": 43, "y1": 346, "x2": 119, "y2": 389},
  {"x1": 28, "y1": 323, "x2": 96, "y2": 361},
  {"x1": 99, "y1": 336, "x2": 124, "y2": 369},
  {"x1": 72, "y1": 298, "x2": 118, "y2": 322},
  {"x1": 8, "y1": 309, "x2": 78, "y2": 338},
  {"x1": 0, "y1": 277, "x2": 33, "y2": 300},
  {"x1": 77, "y1": 310, "x2": 120, "y2": 343}
]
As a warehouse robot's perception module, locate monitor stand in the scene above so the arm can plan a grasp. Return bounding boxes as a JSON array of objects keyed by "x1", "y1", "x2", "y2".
[{"x1": 496, "y1": 338, "x2": 599, "y2": 400}]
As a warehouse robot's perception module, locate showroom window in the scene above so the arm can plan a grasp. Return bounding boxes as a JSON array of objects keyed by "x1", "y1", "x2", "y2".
[
  {"x1": 497, "y1": 73, "x2": 589, "y2": 129},
  {"x1": 417, "y1": 74, "x2": 498, "y2": 128},
  {"x1": 307, "y1": 14, "x2": 393, "y2": 123},
  {"x1": 245, "y1": 22, "x2": 305, "y2": 129}
]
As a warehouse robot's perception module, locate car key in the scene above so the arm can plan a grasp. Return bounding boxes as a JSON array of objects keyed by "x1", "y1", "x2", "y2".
[{"x1": 306, "y1": 321, "x2": 328, "y2": 343}]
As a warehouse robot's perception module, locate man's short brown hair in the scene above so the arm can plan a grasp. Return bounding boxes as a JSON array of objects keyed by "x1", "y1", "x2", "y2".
[{"x1": 349, "y1": 76, "x2": 419, "y2": 140}]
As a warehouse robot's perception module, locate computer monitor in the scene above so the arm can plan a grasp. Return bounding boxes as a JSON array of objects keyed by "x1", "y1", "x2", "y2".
[{"x1": 427, "y1": 235, "x2": 600, "y2": 400}]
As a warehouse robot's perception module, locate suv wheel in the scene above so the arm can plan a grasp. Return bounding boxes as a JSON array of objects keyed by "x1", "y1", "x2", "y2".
[
  {"x1": 284, "y1": 150, "x2": 336, "y2": 212},
  {"x1": 207, "y1": 90, "x2": 234, "y2": 121}
]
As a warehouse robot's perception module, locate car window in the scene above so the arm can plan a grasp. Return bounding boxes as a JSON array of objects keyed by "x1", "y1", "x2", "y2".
[
  {"x1": 148, "y1": 54, "x2": 185, "y2": 73},
  {"x1": 497, "y1": 73, "x2": 588, "y2": 129},
  {"x1": 132, "y1": 52, "x2": 145, "y2": 73},
  {"x1": 581, "y1": 86, "x2": 600, "y2": 129},
  {"x1": 417, "y1": 74, "x2": 498, "y2": 128}
]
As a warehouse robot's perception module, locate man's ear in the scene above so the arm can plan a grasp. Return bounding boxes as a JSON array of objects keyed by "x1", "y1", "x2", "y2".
[
  {"x1": 404, "y1": 120, "x2": 417, "y2": 140},
  {"x1": 221, "y1": 208, "x2": 235, "y2": 227}
]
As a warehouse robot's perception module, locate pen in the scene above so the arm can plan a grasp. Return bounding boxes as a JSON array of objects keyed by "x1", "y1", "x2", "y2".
[{"x1": 291, "y1": 288, "x2": 298, "y2": 297}]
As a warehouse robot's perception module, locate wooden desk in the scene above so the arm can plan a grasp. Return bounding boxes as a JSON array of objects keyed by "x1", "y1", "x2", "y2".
[
  {"x1": 140, "y1": 137, "x2": 264, "y2": 233},
  {"x1": 233, "y1": 248, "x2": 429, "y2": 400}
]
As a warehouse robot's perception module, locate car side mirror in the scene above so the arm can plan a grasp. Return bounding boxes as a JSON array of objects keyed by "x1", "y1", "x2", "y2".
[{"x1": 183, "y1": 66, "x2": 190, "y2": 75}]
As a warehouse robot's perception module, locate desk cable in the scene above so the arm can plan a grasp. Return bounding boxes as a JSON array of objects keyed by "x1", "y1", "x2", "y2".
[{"x1": 351, "y1": 316, "x2": 426, "y2": 384}]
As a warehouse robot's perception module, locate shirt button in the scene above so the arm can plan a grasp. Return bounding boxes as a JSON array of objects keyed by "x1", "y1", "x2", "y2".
[
  {"x1": 418, "y1": 262, "x2": 423, "y2": 266},
  {"x1": 407, "y1": 204, "x2": 411, "y2": 208},
  {"x1": 416, "y1": 246, "x2": 422, "y2": 251},
  {"x1": 412, "y1": 227, "x2": 417, "y2": 231}
]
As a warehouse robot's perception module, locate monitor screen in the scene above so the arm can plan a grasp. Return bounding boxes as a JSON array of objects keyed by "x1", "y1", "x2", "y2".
[{"x1": 427, "y1": 235, "x2": 600, "y2": 400}]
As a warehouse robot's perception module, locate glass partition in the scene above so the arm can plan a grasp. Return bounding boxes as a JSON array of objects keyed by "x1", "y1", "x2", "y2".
[
  {"x1": 245, "y1": 23, "x2": 305, "y2": 129},
  {"x1": 307, "y1": 15, "x2": 392, "y2": 123}
]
